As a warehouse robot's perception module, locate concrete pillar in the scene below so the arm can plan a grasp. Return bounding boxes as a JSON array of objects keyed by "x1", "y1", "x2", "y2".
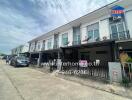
[
  {"x1": 29, "y1": 53, "x2": 32, "y2": 64},
  {"x1": 57, "y1": 51, "x2": 62, "y2": 71},
  {"x1": 37, "y1": 52, "x2": 42, "y2": 67}
]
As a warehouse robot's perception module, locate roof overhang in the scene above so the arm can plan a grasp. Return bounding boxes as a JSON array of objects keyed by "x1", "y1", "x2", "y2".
[
  {"x1": 28, "y1": 0, "x2": 132, "y2": 43},
  {"x1": 115, "y1": 39, "x2": 132, "y2": 43},
  {"x1": 61, "y1": 40, "x2": 115, "y2": 49}
]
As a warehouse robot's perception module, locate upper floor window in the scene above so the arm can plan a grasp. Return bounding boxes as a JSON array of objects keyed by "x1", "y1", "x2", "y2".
[
  {"x1": 42, "y1": 40, "x2": 45, "y2": 50},
  {"x1": 62, "y1": 33, "x2": 68, "y2": 46},
  {"x1": 54, "y1": 34, "x2": 59, "y2": 49},
  {"x1": 30, "y1": 43, "x2": 35, "y2": 52},
  {"x1": 47, "y1": 38, "x2": 52, "y2": 49},
  {"x1": 110, "y1": 22, "x2": 126, "y2": 40},
  {"x1": 36, "y1": 42, "x2": 41, "y2": 50},
  {"x1": 109, "y1": 16, "x2": 129, "y2": 40},
  {"x1": 73, "y1": 26, "x2": 81, "y2": 45},
  {"x1": 87, "y1": 22, "x2": 99, "y2": 42}
]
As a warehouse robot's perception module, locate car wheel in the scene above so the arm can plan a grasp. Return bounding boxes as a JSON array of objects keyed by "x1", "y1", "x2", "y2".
[{"x1": 14, "y1": 62, "x2": 18, "y2": 67}]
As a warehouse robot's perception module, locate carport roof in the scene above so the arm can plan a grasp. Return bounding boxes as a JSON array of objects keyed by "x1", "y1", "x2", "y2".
[{"x1": 61, "y1": 40, "x2": 115, "y2": 49}]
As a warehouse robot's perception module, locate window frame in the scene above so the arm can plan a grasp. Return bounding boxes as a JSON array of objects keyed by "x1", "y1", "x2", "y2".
[
  {"x1": 87, "y1": 23, "x2": 100, "y2": 41},
  {"x1": 47, "y1": 38, "x2": 52, "y2": 49},
  {"x1": 110, "y1": 22, "x2": 126, "y2": 40},
  {"x1": 62, "y1": 33, "x2": 68, "y2": 46}
]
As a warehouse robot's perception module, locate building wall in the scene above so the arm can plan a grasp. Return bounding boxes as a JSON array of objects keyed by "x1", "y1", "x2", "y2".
[
  {"x1": 28, "y1": 0, "x2": 132, "y2": 53},
  {"x1": 78, "y1": 46, "x2": 112, "y2": 62},
  {"x1": 21, "y1": 43, "x2": 29, "y2": 53},
  {"x1": 100, "y1": 18, "x2": 110, "y2": 40},
  {"x1": 126, "y1": 10, "x2": 132, "y2": 37}
]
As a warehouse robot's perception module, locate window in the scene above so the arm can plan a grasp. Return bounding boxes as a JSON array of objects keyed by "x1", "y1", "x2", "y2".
[
  {"x1": 73, "y1": 26, "x2": 81, "y2": 45},
  {"x1": 54, "y1": 34, "x2": 59, "y2": 48},
  {"x1": 30, "y1": 43, "x2": 35, "y2": 52},
  {"x1": 47, "y1": 39, "x2": 52, "y2": 49},
  {"x1": 87, "y1": 23, "x2": 99, "y2": 41},
  {"x1": 42, "y1": 40, "x2": 45, "y2": 50},
  {"x1": 36, "y1": 42, "x2": 41, "y2": 50},
  {"x1": 110, "y1": 22, "x2": 126, "y2": 40},
  {"x1": 62, "y1": 33, "x2": 68, "y2": 46}
]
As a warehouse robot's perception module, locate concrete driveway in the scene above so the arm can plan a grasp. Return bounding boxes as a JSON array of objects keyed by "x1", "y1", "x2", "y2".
[{"x1": 0, "y1": 60, "x2": 131, "y2": 100}]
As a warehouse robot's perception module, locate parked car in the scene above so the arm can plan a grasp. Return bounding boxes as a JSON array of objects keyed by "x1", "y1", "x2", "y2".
[{"x1": 10, "y1": 56, "x2": 30, "y2": 67}]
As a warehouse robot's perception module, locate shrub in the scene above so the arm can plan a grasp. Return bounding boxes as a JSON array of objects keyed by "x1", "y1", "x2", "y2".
[{"x1": 127, "y1": 57, "x2": 132, "y2": 62}]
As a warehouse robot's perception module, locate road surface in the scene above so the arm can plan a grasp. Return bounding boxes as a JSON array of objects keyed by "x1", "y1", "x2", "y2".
[{"x1": 0, "y1": 60, "x2": 130, "y2": 100}]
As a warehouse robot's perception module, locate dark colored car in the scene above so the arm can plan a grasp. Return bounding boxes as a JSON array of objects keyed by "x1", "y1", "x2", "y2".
[{"x1": 10, "y1": 56, "x2": 30, "y2": 67}]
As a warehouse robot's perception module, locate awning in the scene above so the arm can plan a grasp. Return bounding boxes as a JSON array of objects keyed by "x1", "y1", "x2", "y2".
[{"x1": 61, "y1": 40, "x2": 115, "y2": 49}]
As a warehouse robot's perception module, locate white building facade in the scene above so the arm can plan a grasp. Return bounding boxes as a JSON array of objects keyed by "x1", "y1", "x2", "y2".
[{"x1": 28, "y1": 0, "x2": 132, "y2": 68}]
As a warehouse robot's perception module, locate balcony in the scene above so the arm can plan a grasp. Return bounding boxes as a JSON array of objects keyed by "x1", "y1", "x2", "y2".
[{"x1": 110, "y1": 31, "x2": 130, "y2": 40}]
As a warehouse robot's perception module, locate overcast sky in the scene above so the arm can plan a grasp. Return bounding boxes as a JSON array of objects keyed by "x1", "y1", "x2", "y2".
[{"x1": 0, "y1": 0, "x2": 115, "y2": 54}]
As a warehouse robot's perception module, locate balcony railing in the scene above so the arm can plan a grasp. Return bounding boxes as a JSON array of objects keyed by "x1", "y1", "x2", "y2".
[{"x1": 110, "y1": 31, "x2": 130, "y2": 40}]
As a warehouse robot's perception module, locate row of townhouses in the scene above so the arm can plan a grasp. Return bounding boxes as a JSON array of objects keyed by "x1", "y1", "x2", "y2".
[
  {"x1": 12, "y1": 0, "x2": 132, "y2": 80},
  {"x1": 12, "y1": 43, "x2": 29, "y2": 57}
]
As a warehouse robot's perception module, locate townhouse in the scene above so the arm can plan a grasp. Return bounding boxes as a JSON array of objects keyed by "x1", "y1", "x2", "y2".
[
  {"x1": 28, "y1": 0, "x2": 132, "y2": 69},
  {"x1": 11, "y1": 43, "x2": 29, "y2": 57}
]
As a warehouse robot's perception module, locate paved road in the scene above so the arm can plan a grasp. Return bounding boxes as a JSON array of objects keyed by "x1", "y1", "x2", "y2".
[{"x1": 0, "y1": 60, "x2": 131, "y2": 100}]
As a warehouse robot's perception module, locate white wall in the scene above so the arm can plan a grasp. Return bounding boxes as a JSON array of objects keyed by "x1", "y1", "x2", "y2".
[
  {"x1": 99, "y1": 19, "x2": 110, "y2": 40},
  {"x1": 126, "y1": 10, "x2": 132, "y2": 38}
]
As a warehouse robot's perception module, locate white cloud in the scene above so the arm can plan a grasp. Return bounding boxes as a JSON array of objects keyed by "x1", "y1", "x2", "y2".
[{"x1": 0, "y1": 0, "x2": 116, "y2": 54}]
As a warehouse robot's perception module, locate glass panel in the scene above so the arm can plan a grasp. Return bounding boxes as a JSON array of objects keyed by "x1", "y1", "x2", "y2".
[
  {"x1": 118, "y1": 23, "x2": 124, "y2": 32},
  {"x1": 42, "y1": 41, "x2": 45, "y2": 50},
  {"x1": 73, "y1": 26, "x2": 80, "y2": 45},
  {"x1": 118, "y1": 32, "x2": 126, "y2": 39},
  {"x1": 111, "y1": 25, "x2": 118, "y2": 39},
  {"x1": 117, "y1": 23, "x2": 126, "y2": 39},
  {"x1": 47, "y1": 39, "x2": 52, "y2": 49},
  {"x1": 54, "y1": 34, "x2": 59, "y2": 48},
  {"x1": 88, "y1": 30, "x2": 93, "y2": 40},
  {"x1": 87, "y1": 23, "x2": 99, "y2": 30},
  {"x1": 87, "y1": 23, "x2": 99, "y2": 41},
  {"x1": 62, "y1": 33, "x2": 68, "y2": 46},
  {"x1": 37, "y1": 43, "x2": 40, "y2": 49},
  {"x1": 94, "y1": 29, "x2": 99, "y2": 39}
]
